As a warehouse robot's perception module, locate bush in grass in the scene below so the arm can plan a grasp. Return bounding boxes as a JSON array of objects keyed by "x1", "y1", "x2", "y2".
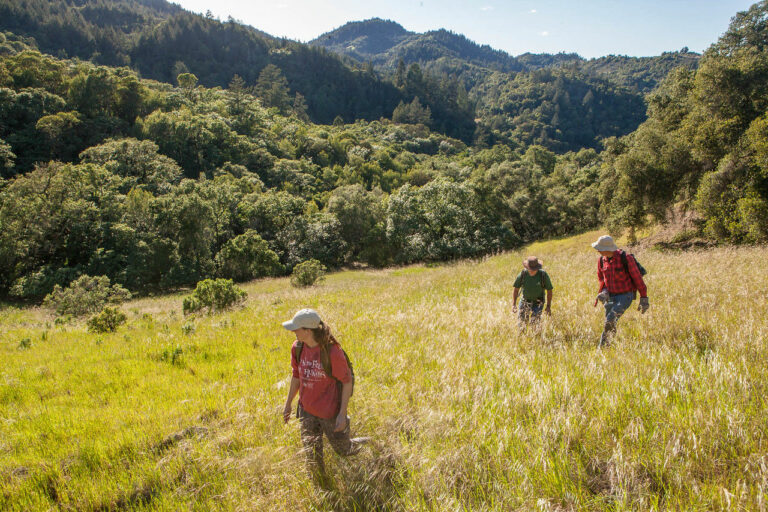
[
  {"x1": 290, "y1": 259, "x2": 326, "y2": 287},
  {"x1": 215, "y1": 230, "x2": 284, "y2": 282},
  {"x1": 87, "y1": 307, "x2": 127, "y2": 333},
  {"x1": 43, "y1": 275, "x2": 131, "y2": 317},
  {"x1": 182, "y1": 278, "x2": 247, "y2": 315}
]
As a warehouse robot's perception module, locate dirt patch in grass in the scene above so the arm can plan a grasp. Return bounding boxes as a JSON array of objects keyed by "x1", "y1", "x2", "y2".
[{"x1": 153, "y1": 426, "x2": 209, "y2": 454}]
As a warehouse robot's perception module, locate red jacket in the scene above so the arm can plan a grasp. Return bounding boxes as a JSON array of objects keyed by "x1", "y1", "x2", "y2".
[{"x1": 597, "y1": 250, "x2": 647, "y2": 298}]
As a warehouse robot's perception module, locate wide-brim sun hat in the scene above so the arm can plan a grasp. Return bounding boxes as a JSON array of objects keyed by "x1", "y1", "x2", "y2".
[
  {"x1": 523, "y1": 256, "x2": 542, "y2": 270},
  {"x1": 282, "y1": 308, "x2": 322, "y2": 330},
  {"x1": 592, "y1": 235, "x2": 618, "y2": 252}
]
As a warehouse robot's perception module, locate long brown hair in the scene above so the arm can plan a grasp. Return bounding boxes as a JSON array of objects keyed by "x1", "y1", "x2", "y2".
[{"x1": 310, "y1": 321, "x2": 339, "y2": 374}]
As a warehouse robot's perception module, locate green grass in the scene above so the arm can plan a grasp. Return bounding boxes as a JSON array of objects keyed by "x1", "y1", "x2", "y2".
[{"x1": 2, "y1": 231, "x2": 768, "y2": 510}]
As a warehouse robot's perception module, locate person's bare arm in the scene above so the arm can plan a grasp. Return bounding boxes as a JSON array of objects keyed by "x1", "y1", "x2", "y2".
[
  {"x1": 334, "y1": 380, "x2": 353, "y2": 432},
  {"x1": 283, "y1": 377, "x2": 300, "y2": 423},
  {"x1": 545, "y1": 289, "x2": 553, "y2": 315}
]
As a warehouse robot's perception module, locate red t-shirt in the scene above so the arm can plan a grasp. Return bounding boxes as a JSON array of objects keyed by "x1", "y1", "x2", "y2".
[{"x1": 291, "y1": 341, "x2": 351, "y2": 420}]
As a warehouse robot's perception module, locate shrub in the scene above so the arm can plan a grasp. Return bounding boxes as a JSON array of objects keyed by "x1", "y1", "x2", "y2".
[
  {"x1": 183, "y1": 278, "x2": 247, "y2": 315},
  {"x1": 87, "y1": 307, "x2": 127, "y2": 333},
  {"x1": 290, "y1": 259, "x2": 327, "y2": 287},
  {"x1": 43, "y1": 275, "x2": 131, "y2": 317},
  {"x1": 215, "y1": 230, "x2": 284, "y2": 282}
]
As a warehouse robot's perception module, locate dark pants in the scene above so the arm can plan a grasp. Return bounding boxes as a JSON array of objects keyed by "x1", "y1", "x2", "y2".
[
  {"x1": 518, "y1": 299, "x2": 544, "y2": 324},
  {"x1": 600, "y1": 292, "x2": 634, "y2": 346},
  {"x1": 298, "y1": 405, "x2": 360, "y2": 472}
]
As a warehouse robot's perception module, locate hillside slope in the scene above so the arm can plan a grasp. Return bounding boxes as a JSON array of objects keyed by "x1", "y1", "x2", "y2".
[
  {"x1": 2, "y1": 231, "x2": 767, "y2": 510},
  {"x1": 0, "y1": 0, "x2": 407, "y2": 126}
]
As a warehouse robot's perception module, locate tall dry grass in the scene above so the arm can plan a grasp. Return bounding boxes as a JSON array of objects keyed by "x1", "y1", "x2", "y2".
[{"x1": 1, "y1": 231, "x2": 767, "y2": 511}]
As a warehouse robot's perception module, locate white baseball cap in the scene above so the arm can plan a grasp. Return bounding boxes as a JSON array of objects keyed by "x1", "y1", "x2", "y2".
[{"x1": 281, "y1": 308, "x2": 322, "y2": 330}]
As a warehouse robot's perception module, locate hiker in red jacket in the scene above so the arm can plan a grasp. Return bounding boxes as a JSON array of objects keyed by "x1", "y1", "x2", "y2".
[
  {"x1": 592, "y1": 235, "x2": 649, "y2": 346},
  {"x1": 282, "y1": 309, "x2": 366, "y2": 474}
]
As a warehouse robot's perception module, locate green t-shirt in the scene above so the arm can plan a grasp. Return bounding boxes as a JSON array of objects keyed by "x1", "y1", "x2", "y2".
[{"x1": 513, "y1": 269, "x2": 553, "y2": 302}]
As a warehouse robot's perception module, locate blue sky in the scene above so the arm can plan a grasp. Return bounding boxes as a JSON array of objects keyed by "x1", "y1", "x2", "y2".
[{"x1": 172, "y1": 0, "x2": 757, "y2": 58}]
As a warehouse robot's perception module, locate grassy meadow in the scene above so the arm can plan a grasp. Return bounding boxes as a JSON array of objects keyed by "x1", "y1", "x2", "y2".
[{"x1": 2, "y1": 231, "x2": 768, "y2": 511}]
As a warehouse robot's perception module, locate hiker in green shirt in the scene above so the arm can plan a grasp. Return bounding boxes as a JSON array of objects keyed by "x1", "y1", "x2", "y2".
[{"x1": 512, "y1": 256, "x2": 553, "y2": 324}]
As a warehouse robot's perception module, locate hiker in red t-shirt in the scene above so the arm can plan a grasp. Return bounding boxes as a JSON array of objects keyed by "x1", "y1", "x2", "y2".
[
  {"x1": 281, "y1": 309, "x2": 367, "y2": 474},
  {"x1": 592, "y1": 235, "x2": 649, "y2": 346}
]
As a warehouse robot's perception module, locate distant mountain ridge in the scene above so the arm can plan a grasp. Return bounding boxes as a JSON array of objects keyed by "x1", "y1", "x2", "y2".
[
  {"x1": 312, "y1": 18, "x2": 523, "y2": 73},
  {"x1": 313, "y1": 18, "x2": 411, "y2": 57},
  {"x1": 312, "y1": 18, "x2": 700, "y2": 93}
]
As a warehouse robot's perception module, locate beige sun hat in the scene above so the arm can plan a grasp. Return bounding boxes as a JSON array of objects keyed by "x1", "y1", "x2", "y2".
[
  {"x1": 523, "y1": 256, "x2": 542, "y2": 270},
  {"x1": 591, "y1": 235, "x2": 618, "y2": 252}
]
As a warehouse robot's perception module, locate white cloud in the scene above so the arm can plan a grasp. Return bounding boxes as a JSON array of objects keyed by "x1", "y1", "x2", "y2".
[
  {"x1": 481, "y1": 6, "x2": 494, "y2": 11},
  {"x1": 540, "y1": 31, "x2": 549, "y2": 36},
  {"x1": 530, "y1": 9, "x2": 537, "y2": 13}
]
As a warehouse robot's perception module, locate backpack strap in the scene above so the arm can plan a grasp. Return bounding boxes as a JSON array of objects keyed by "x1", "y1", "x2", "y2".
[
  {"x1": 620, "y1": 251, "x2": 630, "y2": 275},
  {"x1": 295, "y1": 341, "x2": 304, "y2": 366},
  {"x1": 540, "y1": 270, "x2": 545, "y2": 290}
]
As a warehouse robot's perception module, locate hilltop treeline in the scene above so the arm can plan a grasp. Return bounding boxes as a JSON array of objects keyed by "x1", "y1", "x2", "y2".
[{"x1": 0, "y1": 42, "x2": 602, "y2": 300}]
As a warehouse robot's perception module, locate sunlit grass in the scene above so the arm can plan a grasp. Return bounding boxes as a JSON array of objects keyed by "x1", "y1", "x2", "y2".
[{"x1": 2, "y1": 231, "x2": 767, "y2": 510}]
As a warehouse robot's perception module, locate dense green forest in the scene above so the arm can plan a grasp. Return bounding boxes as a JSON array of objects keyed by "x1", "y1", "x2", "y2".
[
  {"x1": 599, "y1": 1, "x2": 768, "y2": 244},
  {"x1": 0, "y1": 0, "x2": 766, "y2": 303},
  {"x1": 0, "y1": 34, "x2": 601, "y2": 300},
  {"x1": 0, "y1": 0, "x2": 475, "y2": 140},
  {"x1": 312, "y1": 18, "x2": 699, "y2": 151},
  {"x1": 0, "y1": 0, "x2": 691, "y2": 150}
]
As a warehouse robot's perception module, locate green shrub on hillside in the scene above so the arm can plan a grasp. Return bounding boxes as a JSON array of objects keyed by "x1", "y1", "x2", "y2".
[
  {"x1": 182, "y1": 279, "x2": 247, "y2": 315},
  {"x1": 43, "y1": 275, "x2": 131, "y2": 317},
  {"x1": 215, "y1": 230, "x2": 284, "y2": 282},
  {"x1": 290, "y1": 259, "x2": 326, "y2": 287},
  {"x1": 87, "y1": 306, "x2": 127, "y2": 333}
]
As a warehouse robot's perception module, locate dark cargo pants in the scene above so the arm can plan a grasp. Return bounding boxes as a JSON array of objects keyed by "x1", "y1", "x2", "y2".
[{"x1": 297, "y1": 405, "x2": 361, "y2": 472}]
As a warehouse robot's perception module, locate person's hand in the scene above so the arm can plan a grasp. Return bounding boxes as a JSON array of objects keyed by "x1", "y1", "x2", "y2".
[
  {"x1": 283, "y1": 403, "x2": 292, "y2": 424},
  {"x1": 596, "y1": 289, "x2": 610, "y2": 304},
  {"x1": 545, "y1": 305, "x2": 551, "y2": 316},
  {"x1": 512, "y1": 304, "x2": 518, "y2": 313},
  {"x1": 638, "y1": 297, "x2": 649, "y2": 314},
  {"x1": 334, "y1": 414, "x2": 348, "y2": 432}
]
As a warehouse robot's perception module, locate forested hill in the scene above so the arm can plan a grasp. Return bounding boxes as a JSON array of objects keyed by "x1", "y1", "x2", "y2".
[
  {"x1": 311, "y1": 18, "x2": 523, "y2": 73},
  {"x1": 0, "y1": 0, "x2": 664, "y2": 150},
  {"x1": 313, "y1": 19, "x2": 700, "y2": 94},
  {"x1": 1, "y1": 0, "x2": 766, "y2": 304},
  {"x1": 0, "y1": 0, "x2": 421, "y2": 131}
]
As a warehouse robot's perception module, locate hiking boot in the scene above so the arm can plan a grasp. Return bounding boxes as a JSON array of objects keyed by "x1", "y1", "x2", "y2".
[{"x1": 348, "y1": 437, "x2": 371, "y2": 455}]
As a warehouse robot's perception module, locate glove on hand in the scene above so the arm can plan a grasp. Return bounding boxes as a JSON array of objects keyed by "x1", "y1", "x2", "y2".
[
  {"x1": 596, "y1": 289, "x2": 610, "y2": 304},
  {"x1": 638, "y1": 297, "x2": 649, "y2": 314}
]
